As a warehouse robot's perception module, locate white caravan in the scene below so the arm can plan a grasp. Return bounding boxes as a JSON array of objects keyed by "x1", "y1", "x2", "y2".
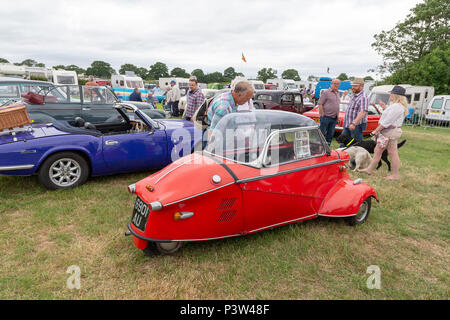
[
  {"x1": 159, "y1": 77, "x2": 190, "y2": 92},
  {"x1": 369, "y1": 84, "x2": 434, "y2": 116},
  {"x1": 266, "y1": 78, "x2": 298, "y2": 91},
  {"x1": 50, "y1": 70, "x2": 78, "y2": 85},
  {"x1": 249, "y1": 80, "x2": 265, "y2": 90},
  {"x1": 0, "y1": 63, "x2": 27, "y2": 78}
]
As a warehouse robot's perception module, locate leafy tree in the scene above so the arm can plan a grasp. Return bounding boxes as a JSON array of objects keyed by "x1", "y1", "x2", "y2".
[
  {"x1": 337, "y1": 73, "x2": 349, "y2": 81},
  {"x1": 223, "y1": 67, "x2": 237, "y2": 81},
  {"x1": 281, "y1": 69, "x2": 301, "y2": 81},
  {"x1": 0, "y1": 58, "x2": 9, "y2": 63},
  {"x1": 148, "y1": 62, "x2": 169, "y2": 80},
  {"x1": 53, "y1": 65, "x2": 66, "y2": 70},
  {"x1": 385, "y1": 42, "x2": 449, "y2": 94},
  {"x1": 372, "y1": 0, "x2": 450, "y2": 73},
  {"x1": 65, "y1": 64, "x2": 86, "y2": 75},
  {"x1": 204, "y1": 72, "x2": 224, "y2": 83},
  {"x1": 348, "y1": 76, "x2": 355, "y2": 81},
  {"x1": 191, "y1": 69, "x2": 205, "y2": 82},
  {"x1": 19, "y1": 59, "x2": 38, "y2": 67},
  {"x1": 256, "y1": 68, "x2": 277, "y2": 83},
  {"x1": 364, "y1": 76, "x2": 374, "y2": 81},
  {"x1": 118, "y1": 64, "x2": 147, "y2": 79},
  {"x1": 170, "y1": 67, "x2": 190, "y2": 78},
  {"x1": 86, "y1": 61, "x2": 116, "y2": 78},
  {"x1": 35, "y1": 63, "x2": 45, "y2": 67}
]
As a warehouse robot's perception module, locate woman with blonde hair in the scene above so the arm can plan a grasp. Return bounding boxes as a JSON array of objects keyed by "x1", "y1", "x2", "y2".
[{"x1": 359, "y1": 85, "x2": 408, "y2": 180}]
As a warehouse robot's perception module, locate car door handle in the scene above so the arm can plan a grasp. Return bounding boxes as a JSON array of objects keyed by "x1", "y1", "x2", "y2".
[
  {"x1": 82, "y1": 107, "x2": 91, "y2": 111},
  {"x1": 105, "y1": 140, "x2": 119, "y2": 146}
]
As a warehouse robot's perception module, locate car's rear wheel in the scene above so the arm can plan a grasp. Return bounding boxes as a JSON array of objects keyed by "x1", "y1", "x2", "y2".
[
  {"x1": 143, "y1": 242, "x2": 184, "y2": 256},
  {"x1": 38, "y1": 152, "x2": 89, "y2": 190},
  {"x1": 346, "y1": 197, "x2": 371, "y2": 226}
]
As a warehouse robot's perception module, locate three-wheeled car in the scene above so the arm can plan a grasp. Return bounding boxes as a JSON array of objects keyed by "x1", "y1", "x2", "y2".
[
  {"x1": 126, "y1": 110, "x2": 377, "y2": 255},
  {"x1": 0, "y1": 102, "x2": 202, "y2": 190}
]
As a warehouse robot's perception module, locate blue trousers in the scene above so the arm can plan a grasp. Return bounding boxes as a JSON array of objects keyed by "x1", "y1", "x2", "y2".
[
  {"x1": 319, "y1": 116, "x2": 338, "y2": 145},
  {"x1": 340, "y1": 123, "x2": 367, "y2": 147}
]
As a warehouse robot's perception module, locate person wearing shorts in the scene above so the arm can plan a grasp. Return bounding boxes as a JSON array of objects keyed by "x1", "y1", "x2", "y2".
[{"x1": 358, "y1": 85, "x2": 408, "y2": 180}]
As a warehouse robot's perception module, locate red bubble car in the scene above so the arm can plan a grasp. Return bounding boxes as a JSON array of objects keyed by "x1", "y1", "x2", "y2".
[{"x1": 126, "y1": 110, "x2": 377, "y2": 255}]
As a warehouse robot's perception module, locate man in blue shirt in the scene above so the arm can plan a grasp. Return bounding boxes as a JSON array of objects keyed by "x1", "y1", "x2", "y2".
[{"x1": 129, "y1": 88, "x2": 142, "y2": 102}]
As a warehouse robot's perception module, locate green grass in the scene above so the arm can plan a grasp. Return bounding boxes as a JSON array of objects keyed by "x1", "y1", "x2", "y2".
[{"x1": 0, "y1": 126, "x2": 448, "y2": 299}]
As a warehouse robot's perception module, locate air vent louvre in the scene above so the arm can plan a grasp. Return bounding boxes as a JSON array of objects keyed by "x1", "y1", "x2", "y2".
[
  {"x1": 218, "y1": 198, "x2": 236, "y2": 210},
  {"x1": 218, "y1": 210, "x2": 237, "y2": 222}
]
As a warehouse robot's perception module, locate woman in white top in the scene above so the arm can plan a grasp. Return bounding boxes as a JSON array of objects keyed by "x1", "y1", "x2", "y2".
[{"x1": 358, "y1": 86, "x2": 408, "y2": 180}]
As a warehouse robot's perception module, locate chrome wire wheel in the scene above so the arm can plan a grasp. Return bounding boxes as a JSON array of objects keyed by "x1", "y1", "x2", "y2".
[
  {"x1": 355, "y1": 200, "x2": 369, "y2": 223},
  {"x1": 346, "y1": 197, "x2": 372, "y2": 226},
  {"x1": 49, "y1": 158, "x2": 82, "y2": 188}
]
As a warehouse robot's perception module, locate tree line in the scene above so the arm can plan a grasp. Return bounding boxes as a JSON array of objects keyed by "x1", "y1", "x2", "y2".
[
  {"x1": 371, "y1": 0, "x2": 449, "y2": 94},
  {"x1": 1, "y1": 57, "x2": 322, "y2": 84}
]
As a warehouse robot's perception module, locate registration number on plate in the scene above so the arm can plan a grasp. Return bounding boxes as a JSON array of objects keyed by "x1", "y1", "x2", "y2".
[
  {"x1": 131, "y1": 197, "x2": 150, "y2": 232},
  {"x1": 431, "y1": 110, "x2": 441, "y2": 113},
  {"x1": 314, "y1": 118, "x2": 320, "y2": 123}
]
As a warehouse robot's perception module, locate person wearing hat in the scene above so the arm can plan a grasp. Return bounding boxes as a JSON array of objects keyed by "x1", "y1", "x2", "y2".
[
  {"x1": 167, "y1": 80, "x2": 181, "y2": 117},
  {"x1": 358, "y1": 85, "x2": 408, "y2": 180},
  {"x1": 340, "y1": 77, "x2": 369, "y2": 146}
]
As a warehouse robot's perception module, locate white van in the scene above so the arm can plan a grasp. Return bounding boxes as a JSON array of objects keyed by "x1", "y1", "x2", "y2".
[
  {"x1": 425, "y1": 95, "x2": 450, "y2": 125},
  {"x1": 159, "y1": 77, "x2": 190, "y2": 91},
  {"x1": 369, "y1": 84, "x2": 434, "y2": 116},
  {"x1": 266, "y1": 78, "x2": 298, "y2": 91}
]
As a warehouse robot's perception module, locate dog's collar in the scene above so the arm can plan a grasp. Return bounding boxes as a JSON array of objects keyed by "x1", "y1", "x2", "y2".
[{"x1": 346, "y1": 138, "x2": 355, "y2": 147}]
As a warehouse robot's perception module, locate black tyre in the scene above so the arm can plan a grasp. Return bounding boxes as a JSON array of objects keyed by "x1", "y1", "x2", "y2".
[
  {"x1": 143, "y1": 242, "x2": 184, "y2": 256},
  {"x1": 38, "y1": 152, "x2": 89, "y2": 190},
  {"x1": 346, "y1": 197, "x2": 371, "y2": 226}
]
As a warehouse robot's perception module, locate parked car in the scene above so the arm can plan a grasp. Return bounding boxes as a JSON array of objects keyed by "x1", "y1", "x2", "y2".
[
  {"x1": 16, "y1": 84, "x2": 166, "y2": 124},
  {"x1": 252, "y1": 90, "x2": 313, "y2": 114},
  {"x1": 264, "y1": 83, "x2": 277, "y2": 90},
  {"x1": 302, "y1": 102, "x2": 382, "y2": 135},
  {"x1": 125, "y1": 110, "x2": 378, "y2": 255},
  {"x1": 425, "y1": 95, "x2": 450, "y2": 125},
  {"x1": 0, "y1": 103, "x2": 202, "y2": 190},
  {"x1": 0, "y1": 77, "x2": 55, "y2": 104}
]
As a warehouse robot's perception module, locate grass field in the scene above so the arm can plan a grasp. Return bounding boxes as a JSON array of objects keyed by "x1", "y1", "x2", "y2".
[{"x1": 0, "y1": 126, "x2": 448, "y2": 299}]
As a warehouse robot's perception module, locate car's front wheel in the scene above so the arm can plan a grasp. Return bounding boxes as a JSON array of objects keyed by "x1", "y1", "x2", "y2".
[
  {"x1": 143, "y1": 242, "x2": 184, "y2": 256},
  {"x1": 346, "y1": 197, "x2": 371, "y2": 226},
  {"x1": 38, "y1": 152, "x2": 89, "y2": 190}
]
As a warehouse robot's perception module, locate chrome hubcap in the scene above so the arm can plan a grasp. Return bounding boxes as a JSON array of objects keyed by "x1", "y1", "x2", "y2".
[
  {"x1": 49, "y1": 158, "x2": 81, "y2": 187},
  {"x1": 355, "y1": 201, "x2": 369, "y2": 222},
  {"x1": 159, "y1": 242, "x2": 181, "y2": 252}
]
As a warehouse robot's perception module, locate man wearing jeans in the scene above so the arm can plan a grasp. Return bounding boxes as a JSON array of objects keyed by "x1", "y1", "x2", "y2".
[
  {"x1": 318, "y1": 78, "x2": 340, "y2": 145},
  {"x1": 341, "y1": 77, "x2": 369, "y2": 146}
]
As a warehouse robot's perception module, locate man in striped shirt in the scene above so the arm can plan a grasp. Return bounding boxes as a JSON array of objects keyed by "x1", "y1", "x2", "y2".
[
  {"x1": 207, "y1": 80, "x2": 254, "y2": 132},
  {"x1": 184, "y1": 76, "x2": 205, "y2": 121},
  {"x1": 341, "y1": 77, "x2": 369, "y2": 145}
]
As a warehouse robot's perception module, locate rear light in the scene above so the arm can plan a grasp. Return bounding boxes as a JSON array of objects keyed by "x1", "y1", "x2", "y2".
[{"x1": 128, "y1": 184, "x2": 136, "y2": 194}]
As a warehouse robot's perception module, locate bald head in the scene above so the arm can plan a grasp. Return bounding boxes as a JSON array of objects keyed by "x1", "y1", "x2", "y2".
[
  {"x1": 232, "y1": 80, "x2": 254, "y2": 105},
  {"x1": 331, "y1": 78, "x2": 341, "y2": 92}
]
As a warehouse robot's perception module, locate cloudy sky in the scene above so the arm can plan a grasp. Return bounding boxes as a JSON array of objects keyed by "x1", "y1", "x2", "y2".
[{"x1": 0, "y1": 0, "x2": 422, "y2": 80}]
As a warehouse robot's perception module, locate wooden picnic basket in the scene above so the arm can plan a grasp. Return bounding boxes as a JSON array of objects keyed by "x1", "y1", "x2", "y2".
[{"x1": 0, "y1": 102, "x2": 32, "y2": 131}]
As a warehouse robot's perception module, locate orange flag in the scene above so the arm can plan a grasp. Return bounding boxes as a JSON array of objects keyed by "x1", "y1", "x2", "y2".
[{"x1": 241, "y1": 53, "x2": 247, "y2": 63}]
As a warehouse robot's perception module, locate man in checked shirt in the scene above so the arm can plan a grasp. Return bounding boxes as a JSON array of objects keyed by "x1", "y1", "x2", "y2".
[
  {"x1": 184, "y1": 76, "x2": 205, "y2": 121},
  {"x1": 207, "y1": 80, "x2": 254, "y2": 133},
  {"x1": 340, "y1": 77, "x2": 369, "y2": 146}
]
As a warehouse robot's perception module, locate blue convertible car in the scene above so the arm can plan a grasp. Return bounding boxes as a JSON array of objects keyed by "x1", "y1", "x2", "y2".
[{"x1": 0, "y1": 103, "x2": 202, "y2": 189}]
